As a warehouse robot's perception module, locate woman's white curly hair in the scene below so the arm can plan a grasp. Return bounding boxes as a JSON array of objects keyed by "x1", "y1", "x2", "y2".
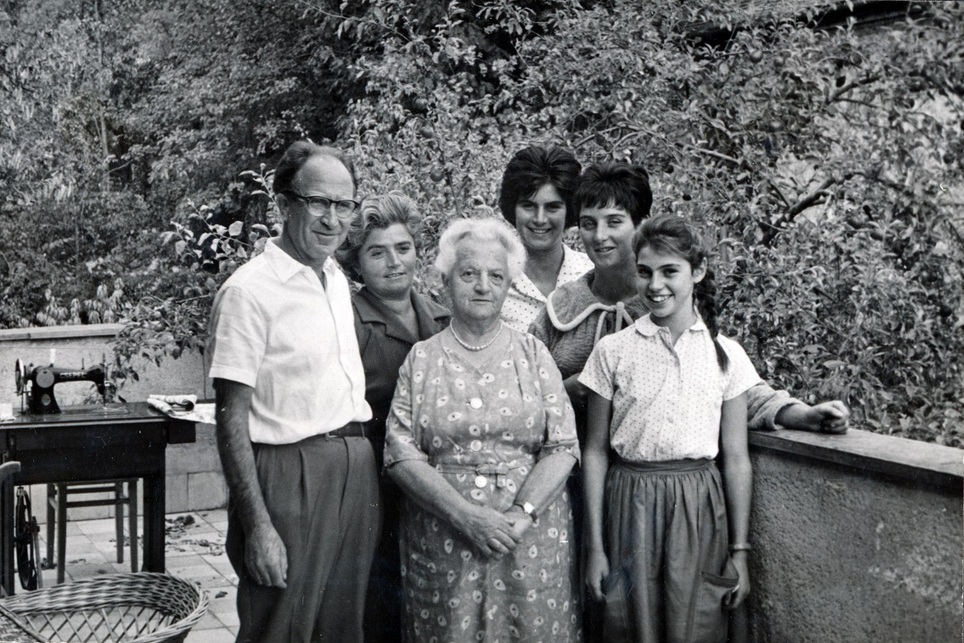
[{"x1": 434, "y1": 217, "x2": 527, "y2": 281}]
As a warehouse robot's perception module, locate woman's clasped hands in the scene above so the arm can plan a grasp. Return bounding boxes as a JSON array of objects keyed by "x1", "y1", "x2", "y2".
[{"x1": 457, "y1": 503, "x2": 535, "y2": 559}]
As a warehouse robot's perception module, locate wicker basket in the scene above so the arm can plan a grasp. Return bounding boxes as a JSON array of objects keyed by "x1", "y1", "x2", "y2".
[{"x1": 0, "y1": 572, "x2": 209, "y2": 643}]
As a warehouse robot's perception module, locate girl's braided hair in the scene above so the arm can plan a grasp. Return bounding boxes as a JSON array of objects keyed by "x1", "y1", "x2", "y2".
[{"x1": 633, "y1": 215, "x2": 729, "y2": 371}]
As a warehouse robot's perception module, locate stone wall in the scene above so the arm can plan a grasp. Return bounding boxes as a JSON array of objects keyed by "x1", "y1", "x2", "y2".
[{"x1": 746, "y1": 429, "x2": 962, "y2": 642}]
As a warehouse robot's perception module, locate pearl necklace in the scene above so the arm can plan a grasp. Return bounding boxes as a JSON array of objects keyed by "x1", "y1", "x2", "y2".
[{"x1": 450, "y1": 321, "x2": 503, "y2": 352}]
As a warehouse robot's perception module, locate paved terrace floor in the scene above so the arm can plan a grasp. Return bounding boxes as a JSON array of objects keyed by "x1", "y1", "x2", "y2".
[{"x1": 30, "y1": 508, "x2": 236, "y2": 643}]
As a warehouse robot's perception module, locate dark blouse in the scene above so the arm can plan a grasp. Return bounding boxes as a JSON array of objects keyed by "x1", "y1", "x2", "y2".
[{"x1": 352, "y1": 286, "x2": 450, "y2": 459}]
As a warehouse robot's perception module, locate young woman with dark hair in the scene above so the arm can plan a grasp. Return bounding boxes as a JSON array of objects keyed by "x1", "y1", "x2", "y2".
[{"x1": 498, "y1": 145, "x2": 593, "y2": 331}]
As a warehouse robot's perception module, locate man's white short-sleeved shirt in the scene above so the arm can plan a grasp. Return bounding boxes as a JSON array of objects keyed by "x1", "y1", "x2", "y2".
[
  {"x1": 579, "y1": 315, "x2": 760, "y2": 462},
  {"x1": 501, "y1": 245, "x2": 592, "y2": 333},
  {"x1": 208, "y1": 240, "x2": 371, "y2": 444}
]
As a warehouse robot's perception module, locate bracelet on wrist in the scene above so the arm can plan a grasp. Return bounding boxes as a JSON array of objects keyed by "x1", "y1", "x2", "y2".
[{"x1": 729, "y1": 542, "x2": 753, "y2": 553}]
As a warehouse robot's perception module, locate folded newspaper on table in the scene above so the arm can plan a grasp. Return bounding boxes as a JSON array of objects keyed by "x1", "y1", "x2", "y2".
[{"x1": 147, "y1": 394, "x2": 216, "y2": 424}]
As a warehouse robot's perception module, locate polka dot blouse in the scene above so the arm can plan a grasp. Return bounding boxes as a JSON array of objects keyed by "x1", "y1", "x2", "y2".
[{"x1": 579, "y1": 315, "x2": 760, "y2": 462}]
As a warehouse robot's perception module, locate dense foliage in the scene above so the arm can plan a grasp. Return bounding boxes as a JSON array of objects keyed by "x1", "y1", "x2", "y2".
[{"x1": 1, "y1": 0, "x2": 961, "y2": 444}]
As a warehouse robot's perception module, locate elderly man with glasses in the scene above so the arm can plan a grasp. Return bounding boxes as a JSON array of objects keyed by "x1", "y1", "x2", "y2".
[{"x1": 208, "y1": 140, "x2": 379, "y2": 643}]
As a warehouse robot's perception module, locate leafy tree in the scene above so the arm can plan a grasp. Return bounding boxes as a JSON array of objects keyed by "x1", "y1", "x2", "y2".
[{"x1": 0, "y1": 0, "x2": 363, "y2": 326}]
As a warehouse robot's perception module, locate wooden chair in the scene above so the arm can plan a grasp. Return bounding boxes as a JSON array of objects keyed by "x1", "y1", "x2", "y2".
[{"x1": 46, "y1": 480, "x2": 138, "y2": 583}]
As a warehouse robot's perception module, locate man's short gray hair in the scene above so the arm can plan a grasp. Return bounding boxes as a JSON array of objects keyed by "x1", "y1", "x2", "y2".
[{"x1": 434, "y1": 217, "x2": 526, "y2": 281}]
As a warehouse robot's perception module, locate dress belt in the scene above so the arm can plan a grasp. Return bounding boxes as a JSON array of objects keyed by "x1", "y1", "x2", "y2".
[{"x1": 434, "y1": 460, "x2": 532, "y2": 489}]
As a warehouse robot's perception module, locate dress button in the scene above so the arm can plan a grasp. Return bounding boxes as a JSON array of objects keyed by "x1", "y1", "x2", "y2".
[
  {"x1": 470, "y1": 398, "x2": 483, "y2": 409},
  {"x1": 475, "y1": 476, "x2": 487, "y2": 488}
]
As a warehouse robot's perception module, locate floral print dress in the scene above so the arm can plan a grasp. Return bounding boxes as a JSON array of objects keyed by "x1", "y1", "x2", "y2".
[{"x1": 385, "y1": 328, "x2": 582, "y2": 643}]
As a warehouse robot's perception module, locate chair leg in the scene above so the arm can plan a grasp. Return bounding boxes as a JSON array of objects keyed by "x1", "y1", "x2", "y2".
[
  {"x1": 56, "y1": 483, "x2": 67, "y2": 584},
  {"x1": 114, "y1": 482, "x2": 124, "y2": 565},
  {"x1": 129, "y1": 479, "x2": 138, "y2": 573},
  {"x1": 46, "y1": 484, "x2": 55, "y2": 568}
]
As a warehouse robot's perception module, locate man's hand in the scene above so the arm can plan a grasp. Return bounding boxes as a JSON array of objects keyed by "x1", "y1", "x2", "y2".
[
  {"x1": 245, "y1": 522, "x2": 288, "y2": 588},
  {"x1": 778, "y1": 400, "x2": 850, "y2": 433}
]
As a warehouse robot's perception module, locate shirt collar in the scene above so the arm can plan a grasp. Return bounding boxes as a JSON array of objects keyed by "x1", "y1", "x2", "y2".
[
  {"x1": 510, "y1": 246, "x2": 590, "y2": 302},
  {"x1": 510, "y1": 271, "x2": 544, "y2": 301},
  {"x1": 557, "y1": 245, "x2": 591, "y2": 281},
  {"x1": 263, "y1": 239, "x2": 336, "y2": 284},
  {"x1": 354, "y1": 287, "x2": 450, "y2": 344},
  {"x1": 634, "y1": 313, "x2": 708, "y2": 337}
]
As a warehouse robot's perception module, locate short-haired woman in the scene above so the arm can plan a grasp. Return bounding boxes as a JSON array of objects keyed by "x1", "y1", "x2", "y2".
[
  {"x1": 498, "y1": 145, "x2": 593, "y2": 332},
  {"x1": 529, "y1": 162, "x2": 654, "y2": 420},
  {"x1": 337, "y1": 191, "x2": 450, "y2": 643}
]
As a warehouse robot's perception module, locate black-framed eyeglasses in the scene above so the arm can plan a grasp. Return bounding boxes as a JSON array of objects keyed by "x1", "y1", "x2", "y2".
[{"x1": 283, "y1": 191, "x2": 359, "y2": 219}]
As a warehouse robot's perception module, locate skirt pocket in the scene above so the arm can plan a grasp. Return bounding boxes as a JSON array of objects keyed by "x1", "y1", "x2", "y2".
[
  {"x1": 602, "y1": 568, "x2": 633, "y2": 641},
  {"x1": 692, "y1": 557, "x2": 739, "y2": 643}
]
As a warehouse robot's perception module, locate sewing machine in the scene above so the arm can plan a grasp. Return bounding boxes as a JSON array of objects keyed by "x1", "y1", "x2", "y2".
[{"x1": 14, "y1": 356, "x2": 113, "y2": 415}]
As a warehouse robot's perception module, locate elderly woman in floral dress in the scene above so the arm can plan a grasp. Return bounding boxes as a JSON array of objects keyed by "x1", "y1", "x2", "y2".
[{"x1": 384, "y1": 217, "x2": 582, "y2": 642}]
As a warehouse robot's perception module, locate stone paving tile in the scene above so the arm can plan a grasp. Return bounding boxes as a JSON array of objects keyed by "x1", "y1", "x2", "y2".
[
  {"x1": 210, "y1": 596, "x2": 239, "y2": 620},
  {"x1": 76, "y1": 517, "x2": 123, "y2": 535},
  {"x1": 186, "y1": 627, "x2": 237, "y2": 643},
  {"x1": 164, "y1": 553, "x2": 208, "y2": 569},
  {"x1": 67, "y1": 562, "x2": 118, "y2": 580},
  {"x1": 214, "y1": 609, "x2": 241, "y2": 628},
  {"x1": 62, "y1": 537, "x2": 103, "y2": 555},
  {"x1": 193, "y1": 610, "x2": 229, "y2": 631}
]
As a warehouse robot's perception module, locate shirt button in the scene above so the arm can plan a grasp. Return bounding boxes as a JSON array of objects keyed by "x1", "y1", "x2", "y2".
[
  {"x1": 475, "y1": 475, "x2": 488, "y2": 488},
  {"x1": 470, "y1": 398, "x2": 483, "y2": 409}
]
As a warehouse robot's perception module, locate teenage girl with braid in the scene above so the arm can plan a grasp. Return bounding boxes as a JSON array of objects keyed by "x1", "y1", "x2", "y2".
[{"x1": 579, "y1": 215, "x2": 757, "y2": 642}]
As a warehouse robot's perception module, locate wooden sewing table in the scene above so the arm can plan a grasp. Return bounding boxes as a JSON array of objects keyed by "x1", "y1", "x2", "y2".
[{"x1": 0, "y1": 402, "x2": 195, "y2": 595}]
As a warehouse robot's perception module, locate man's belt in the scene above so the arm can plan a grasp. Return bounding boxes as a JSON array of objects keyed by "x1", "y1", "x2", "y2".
[{"x1": 320, "y1": 421, "x2": 371, "y2": 440}]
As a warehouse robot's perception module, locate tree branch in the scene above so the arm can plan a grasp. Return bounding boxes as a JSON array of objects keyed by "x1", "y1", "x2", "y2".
[
  {"x1": 787, "y1": 176, "x2": 837, "y2": 217},
  {"x1": 683, "y1": 144, "x2": 741, "y2": 165},
  {"x1": 767, "y1": 178, "x2": 792, "y2": 209},
  {"x1": 761, "y1": 175, "x2": 850, "y2": 247},
  {"x1": 827, "y1": 74, "x2": 880, "y2": 104}
]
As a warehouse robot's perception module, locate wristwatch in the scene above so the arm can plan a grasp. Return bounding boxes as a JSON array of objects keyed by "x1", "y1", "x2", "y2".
[{"x1": 514, "y1": 501, "x2": 537, "y2": 520}]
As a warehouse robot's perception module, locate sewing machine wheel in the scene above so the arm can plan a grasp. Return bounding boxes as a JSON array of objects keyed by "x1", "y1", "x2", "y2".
[
  {"x1": 14, "y1": 359, "x2": 27, "y2": 396},
  {"x1": 15, "y1": 487, "x2": 40, "y2": 591}
]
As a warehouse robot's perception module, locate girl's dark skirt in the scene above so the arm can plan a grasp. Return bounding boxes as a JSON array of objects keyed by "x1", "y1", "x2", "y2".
[{"x1": 602, "y1": 458, "x2": 738, "y2": 643}]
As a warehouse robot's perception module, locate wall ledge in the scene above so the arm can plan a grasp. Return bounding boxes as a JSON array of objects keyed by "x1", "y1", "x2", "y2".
[
  {"x1": 749, "y1": 428, "x2": 964, "y2": 493},
  {"x1": 0, "y1": 324, "x2": 124, "y2": 342}
]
